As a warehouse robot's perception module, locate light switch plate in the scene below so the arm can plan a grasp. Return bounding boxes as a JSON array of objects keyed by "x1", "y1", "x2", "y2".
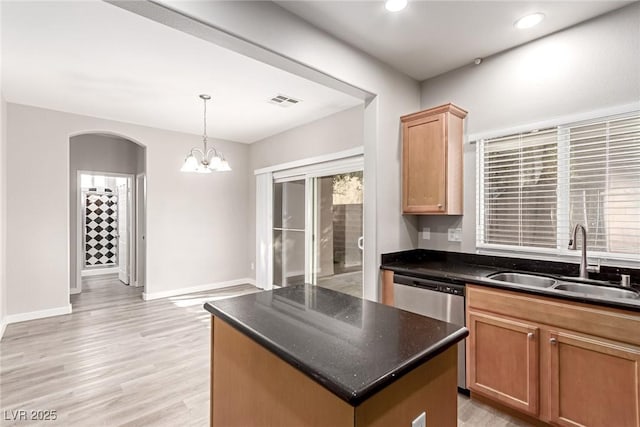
[
  {"x1": 448, "y1": 228, "x2": 462, "y2": 242},
  {"x1": 412, "y1": 411, "x2": 426, "y2": 427},
  {"x1": 421, "y1": 227, "x2": 431, "y2": 240}
]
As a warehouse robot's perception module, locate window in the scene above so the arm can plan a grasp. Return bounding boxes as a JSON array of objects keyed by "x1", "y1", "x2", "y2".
[{"x1": 478, "y1": 111, "x2": 640, "y2": 260}]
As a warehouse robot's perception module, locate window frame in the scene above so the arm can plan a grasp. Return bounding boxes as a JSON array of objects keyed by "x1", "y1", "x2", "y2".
[{"x1": 475, "y1": 105, "x2": 640, "y2": 266}]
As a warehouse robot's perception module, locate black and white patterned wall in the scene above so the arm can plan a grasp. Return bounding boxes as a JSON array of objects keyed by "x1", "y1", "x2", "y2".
[{"x1": 85, "y1": 192, "x2": 118, "y2": 267}]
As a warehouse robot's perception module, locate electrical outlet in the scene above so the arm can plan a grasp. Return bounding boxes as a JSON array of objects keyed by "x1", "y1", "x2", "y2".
[
  {"x1": 448, "y1": 228, "x2": 462, "y2": 242},
  {"x1": 412, "y1": 411, "x2": 426, "y2": 427},
  {"x1": 250, "y1": 262, "x2": 255, "y2": 271},
  {"x1": 421, "y1": 227, "x2": 431, "y2": 240}
]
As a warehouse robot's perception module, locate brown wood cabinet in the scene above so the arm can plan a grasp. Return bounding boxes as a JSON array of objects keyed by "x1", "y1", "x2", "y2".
[
  {"x1": 381, "y1": 269, "x2": 394, "y2": 306},
  {"x1": 548, "y1": 331, "x2": 640, "y2": 427},
  {"x1": 466, "y1": 284, "x2": 640, "y2": 427},
  {"x1": 467, "y1": 311, "x2": 539, "y2": 416},
  {"x1": 401, "y1": 103, "x2": 467, "y2": 215}
]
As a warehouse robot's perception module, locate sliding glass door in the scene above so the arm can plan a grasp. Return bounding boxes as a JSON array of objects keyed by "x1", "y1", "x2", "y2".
[
  {"x1": 272, "y1": 179, "x2": 306, "y2": 287},
  {"x1": 271, "y1": 169, "x2": 363, "y2": 297},
  {"x1": 311, "y1": 172, "x2": 363, "y2": 297}
]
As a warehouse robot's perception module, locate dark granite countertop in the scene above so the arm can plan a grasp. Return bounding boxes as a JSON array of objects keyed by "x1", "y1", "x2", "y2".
[
  {"x1": 204, "y1": 284, "x2": 468, "y2": 406},
  {"x1": 381, "y1": 249, "x2": 640, "y2": 312}
]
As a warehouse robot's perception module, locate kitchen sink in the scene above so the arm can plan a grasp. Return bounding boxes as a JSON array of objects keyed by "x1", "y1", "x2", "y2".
[
  {"x1": 552, "y1": 282, "x2": 640, "y2": 300},
  {"x1": 489, "y1": 272, "x2": 557, "y2": 288}
]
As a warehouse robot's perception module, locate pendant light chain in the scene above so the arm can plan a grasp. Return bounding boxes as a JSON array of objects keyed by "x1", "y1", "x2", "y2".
[
  {"x1": 204, "y1": 96, "x2": 208, "y2": 140},
  {"x1": 202, "y1": 96, "x2": 208, "y2": 153}
]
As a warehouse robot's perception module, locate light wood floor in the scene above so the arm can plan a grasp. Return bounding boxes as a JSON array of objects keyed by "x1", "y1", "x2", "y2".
[
  {"x1": 458, "y1": 394, "x2": 531, "y2": 426},
  {"x1": 1, "y1": 275, "x2": 531, "y2": 426},
  {"x1": 0, "y1": 275, "x2": 258, "y2": 426}
]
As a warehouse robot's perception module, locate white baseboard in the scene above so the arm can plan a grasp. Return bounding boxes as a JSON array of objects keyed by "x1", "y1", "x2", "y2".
[
  {"x1": 4, "y1": 304, "x2": 72, "y2": 325},
  {"x1": 81, "y1": 267, "x2": 119, "y2": 277},
  {"x1": 70, "y1": 287, "x2": 81, "y2": 295},
  {"x1": 142, "y1": 278, "x2": 258, "y2": 301},
  {"x1": 0, "y1": 320, "x2": 6, "y2": 341}
]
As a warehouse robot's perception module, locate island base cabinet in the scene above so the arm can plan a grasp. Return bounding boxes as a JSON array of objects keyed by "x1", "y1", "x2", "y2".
[
  {"x1": 548, "y1": 331, "x2": 640, "y2": 427},
  {"x1": 210, "y1": 316, "x2": 459, "y2": 427},
  {"x1": 467, "y1": 311, "x2": 539, "y2": 416}
]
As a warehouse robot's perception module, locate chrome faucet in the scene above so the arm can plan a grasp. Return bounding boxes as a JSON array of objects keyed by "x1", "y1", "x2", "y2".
[{"x1": 568, "y1": 223, "x2": 599, "y2": 279}]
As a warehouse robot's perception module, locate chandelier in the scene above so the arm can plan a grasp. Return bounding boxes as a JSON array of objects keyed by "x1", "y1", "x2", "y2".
[{"x1": 181, "y1": 94, "x2": 231, "y2": 173}]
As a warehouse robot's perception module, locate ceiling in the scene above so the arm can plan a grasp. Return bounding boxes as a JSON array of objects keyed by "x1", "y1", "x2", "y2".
[
  {"x1": 276, "y1": 1, "x2": 634, "y2": 81},
  {"x1": 3, "y1": 1, "x2": 633, "y2": 142},
  {"x1": 1, "y1": 1, "x2": 362, "y2": 143}
]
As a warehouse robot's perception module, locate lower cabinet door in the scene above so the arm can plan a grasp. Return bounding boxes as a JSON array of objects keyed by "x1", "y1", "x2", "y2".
[
  {"x1": 468, "y1": 310, "x2": 539, "y2": 416},
  {"x1": 549, "y1": 331, "x2": 640, "y2": 427}
]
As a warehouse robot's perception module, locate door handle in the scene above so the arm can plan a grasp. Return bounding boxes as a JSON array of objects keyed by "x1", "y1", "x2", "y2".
[{"x1": 357, "y1": 236, "x2": 364, "y2": 250}]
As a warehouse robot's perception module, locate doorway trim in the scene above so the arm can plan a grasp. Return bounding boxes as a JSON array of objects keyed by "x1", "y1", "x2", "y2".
[
  {"x1": 255, "y1": 147, "x2": 364, "y2": 290},
  {"x1": 74, "y1": 171, "x2": 135, "y2": 294},
  {"x1": 135, "y1": 173, "x2": 147, "y2": 289}
]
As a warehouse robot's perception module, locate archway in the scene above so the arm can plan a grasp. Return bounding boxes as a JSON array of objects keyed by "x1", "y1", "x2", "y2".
[{"x1": 68, "y1": 132, "x2": 147, "y2": 302}]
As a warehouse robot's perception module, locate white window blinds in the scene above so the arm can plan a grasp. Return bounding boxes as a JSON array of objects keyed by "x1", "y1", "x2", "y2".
[
  {"x1": 479, "y1": 129, "x2": 558, "y2": 248},
  {"x1": 565, "y1": 115, "x2": 640, "y2": 256},
  {"x1": 478, "y1": 110, "x2": 640, "y2": 259}
]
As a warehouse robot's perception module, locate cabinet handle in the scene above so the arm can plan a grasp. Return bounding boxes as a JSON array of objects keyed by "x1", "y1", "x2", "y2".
[
  {"x1": 527, "y1": 332, "x2": 534, "y2": 339},
  {"x1": 550, "y1": 338, "x2": 557, "y2": 344},
  {"x1": 437, "y1": 204, "x2": 443, "y2": 209}
]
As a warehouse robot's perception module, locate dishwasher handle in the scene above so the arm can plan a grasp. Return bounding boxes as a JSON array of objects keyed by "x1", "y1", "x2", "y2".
[{"x1": 393, "y1": 274, "x2": 465, "y2": 296}]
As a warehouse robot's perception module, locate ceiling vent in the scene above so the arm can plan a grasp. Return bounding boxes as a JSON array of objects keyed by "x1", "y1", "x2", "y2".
[{"x1": 268, "y1": 94, "x2": 302, "y2": 107}]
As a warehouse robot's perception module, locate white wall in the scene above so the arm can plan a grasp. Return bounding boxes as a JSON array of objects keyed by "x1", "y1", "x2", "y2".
[
  {"x1": 0, "y1": 94, "x2": 6, "y2": 335},
  {"x1": 0, "y1": 0, "x2": 6, "y2": 337},
  {"x1": 5, "y1": 103, "x2": 250, "y2": 317},
  {"x1": 418, "y1": 3, "x2": 640, "y2": 254},
  {"x1": 157, "y1": 1, "x2": 421, "y2": 300},
  {"x1": 250, "y1": 106, "x2": 365, "y2": 171},
  {"x1": 69, "y1": 134, "x2": 145, "y2": 290}
]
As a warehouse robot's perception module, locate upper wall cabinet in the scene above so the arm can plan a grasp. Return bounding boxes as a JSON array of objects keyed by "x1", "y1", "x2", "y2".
[{"x1": 401, "y1": 103, "x2": 467, "y2": 215}]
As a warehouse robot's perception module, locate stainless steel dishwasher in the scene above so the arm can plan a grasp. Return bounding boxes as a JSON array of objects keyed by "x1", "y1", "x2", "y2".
[{"x1": 392, "y1": 274, "x2": 466, "y2": 391}]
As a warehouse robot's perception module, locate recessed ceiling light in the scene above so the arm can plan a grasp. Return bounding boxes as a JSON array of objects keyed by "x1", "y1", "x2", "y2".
[
  {"x1": 385, "y1": 0, "x2": 408, "y2": 12},
  {"x1": 514, "y1": 13, "x2": 545, "y2": 29}
]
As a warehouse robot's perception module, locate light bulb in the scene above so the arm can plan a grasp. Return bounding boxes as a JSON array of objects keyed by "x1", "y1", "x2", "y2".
[{"x1": 385, "y1": 0, "x2": 407, "y2": 12}]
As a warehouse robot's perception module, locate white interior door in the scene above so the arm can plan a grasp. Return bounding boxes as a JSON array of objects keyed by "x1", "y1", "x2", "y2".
[{"x1": 117, "y1": 182, "x2": 129, "y2": 284}]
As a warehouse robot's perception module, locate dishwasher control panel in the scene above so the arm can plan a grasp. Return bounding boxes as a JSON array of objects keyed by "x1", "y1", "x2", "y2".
[
  {"x1": 441, "y1": 284, "x2": 464, "y2": 296},
  {"x1": 393, "y1": 274, "x2": 465, "y2": 296}
]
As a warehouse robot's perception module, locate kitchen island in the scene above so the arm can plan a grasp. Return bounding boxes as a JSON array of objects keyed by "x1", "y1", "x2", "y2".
[{"x1": 204, "y1": 284, "x2": 468, "y2": 427}]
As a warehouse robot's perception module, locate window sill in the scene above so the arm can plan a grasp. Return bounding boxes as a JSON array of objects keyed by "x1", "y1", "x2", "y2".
[{"x1": 476, "y1": 245, "x2": 640, "y2": 270}]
